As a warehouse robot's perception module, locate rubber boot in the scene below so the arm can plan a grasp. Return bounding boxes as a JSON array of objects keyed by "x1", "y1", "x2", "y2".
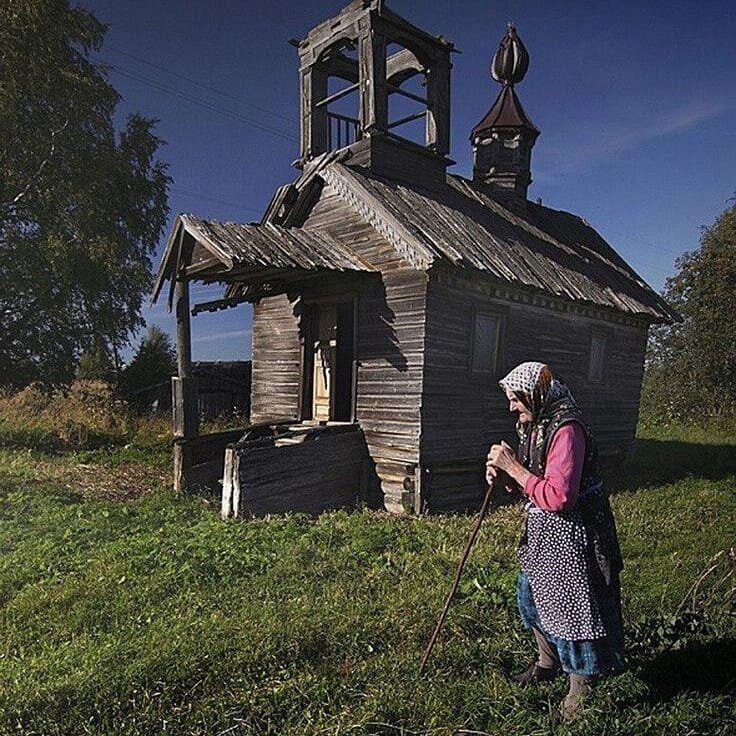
[{"x1": 559, "y1": 673, "x2": 597, "y2": 721}]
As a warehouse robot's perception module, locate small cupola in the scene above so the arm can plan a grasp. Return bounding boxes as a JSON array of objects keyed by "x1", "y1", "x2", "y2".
[
  {"x1": 292, "y1": 0, "x2": 455, "y2": 185},
  {"x1": 471, "y1": 24, "x2": 539, "y2": 203}
]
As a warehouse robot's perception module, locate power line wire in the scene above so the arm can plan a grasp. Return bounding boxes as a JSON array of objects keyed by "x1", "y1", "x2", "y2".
[
  {"x1": 170, "y1": 187, "x2": 264, "y2": 214},
  {"x1": 106, "y1": 44, "x2": 296, "y2": 126},
  {"x1": 582, "y1": 213, "x2": 685, "y2": 259},
  {"x1": 113, "y1": 66, "x2": 298, "y2": 142},
  {"x1": 103, "y1": 47, "x2": 675, "y2": 280}
]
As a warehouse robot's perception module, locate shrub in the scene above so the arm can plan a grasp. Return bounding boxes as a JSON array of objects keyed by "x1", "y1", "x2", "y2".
[{"x1": 0, "y1": 380, "x2": 133, "y2": 450}]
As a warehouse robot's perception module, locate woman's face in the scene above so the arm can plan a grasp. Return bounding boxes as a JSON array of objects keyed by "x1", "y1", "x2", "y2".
[{"x1": 505, "y1": 387, "x2": 534, "y2": 424}]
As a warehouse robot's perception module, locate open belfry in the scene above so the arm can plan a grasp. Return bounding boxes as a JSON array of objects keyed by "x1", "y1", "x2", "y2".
[{"x1": 152, "y1": 1, "x2": 676, "y2": 516}]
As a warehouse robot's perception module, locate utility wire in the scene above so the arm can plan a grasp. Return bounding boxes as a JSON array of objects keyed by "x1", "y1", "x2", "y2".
[
  {"x1": 104, "y1": 47, "x2": 675, "y2": 280},
  {"x1": 113, "y1": 66, "x2": 298, "y2": 142},
  {"x1": 106, "y1": 44, "x2": 296, "y2": 126},
  {"x1": 583, "y1": 213, "x2": 685, "y2": 259},
  {"x1": 170, "y1": 186, "x2": 263, "y2": 214}
]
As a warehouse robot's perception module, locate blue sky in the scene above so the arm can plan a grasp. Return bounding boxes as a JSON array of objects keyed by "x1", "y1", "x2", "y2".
[{"x1": 85, "y1": 0, "x2": 736, "y2": 362}]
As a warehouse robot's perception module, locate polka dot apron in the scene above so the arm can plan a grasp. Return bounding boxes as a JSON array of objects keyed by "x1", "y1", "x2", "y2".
[{"x1": 517, "y1": 412, "x2": 623, "y2": 641}]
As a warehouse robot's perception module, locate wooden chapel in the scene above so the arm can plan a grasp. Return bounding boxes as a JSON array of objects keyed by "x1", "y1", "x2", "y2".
[{"x1": 151, "y1": 1, "x2": 677, "y2": 516}]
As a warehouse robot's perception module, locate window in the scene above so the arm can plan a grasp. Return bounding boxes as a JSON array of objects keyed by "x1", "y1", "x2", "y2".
[
  {"x1": 589, "y1": 331, "x2": 607, "y2": 382},
  {"x1": 471, "y1": 312, "x2": 502, "y2": 375}
]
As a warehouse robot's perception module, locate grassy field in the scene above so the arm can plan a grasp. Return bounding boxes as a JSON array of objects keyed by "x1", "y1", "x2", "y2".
[{"x1": 0, "y1": 420, "x2": 734, "y2": 735}]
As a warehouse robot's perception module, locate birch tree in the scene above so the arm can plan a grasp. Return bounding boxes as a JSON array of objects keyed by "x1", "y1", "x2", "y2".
[{"x1": 0, "y1": 0, "x2": 170, "y2": 385}]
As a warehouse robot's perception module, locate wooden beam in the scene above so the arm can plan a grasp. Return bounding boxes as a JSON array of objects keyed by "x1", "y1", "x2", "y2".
[
  {"x1": 413, "y1": 464, "x2": 425, "y2": 515},
  {"x1": 359, "y1": 30, "x2": 387, "y2": 132},
  {"x1": 175, "y1": 279, "x2": 192, "y2": 378},
  {"x1": 301, "y1": 66, "x2": 329, "y2": 158},
  {"x1": 313, "y1": 81, "x2": 360, "y2": 108},
  {"x1": 386, "y1": 47, "x2": 424, "y2": 87},
  {"x1": 322, "y1": 53, "x2": 359, "y2": 83},
  {"x1": 426, "y1": 56, "x2": 451, "y2": 155},
  {"x1": 172, "y1": 278, "x2": 198, "y2": 440}
]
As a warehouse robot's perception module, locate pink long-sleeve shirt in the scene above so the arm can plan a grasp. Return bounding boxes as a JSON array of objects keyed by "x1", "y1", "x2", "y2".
[{"x1": 522, "y1": 423, "x2": 586, "y2": 512}]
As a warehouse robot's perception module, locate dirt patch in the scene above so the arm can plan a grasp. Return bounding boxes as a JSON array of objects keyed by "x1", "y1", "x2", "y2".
[
  {"x1": 0, "y1": 454, "x2": 170, "y2": 502},
  {"x1": 59, "y1": 462, "x2": 169, "y2": 501}
]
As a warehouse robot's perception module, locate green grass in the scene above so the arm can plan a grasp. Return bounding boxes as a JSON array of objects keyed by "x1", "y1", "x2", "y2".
[{"x1": 0, "y1": 425, "x2": 734, "y2": 735}]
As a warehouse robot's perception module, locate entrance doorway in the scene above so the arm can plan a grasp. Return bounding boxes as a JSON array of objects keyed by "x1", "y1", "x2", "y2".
[{"x1": 302, "y1": 300, "x2": 355, "y2": 422}]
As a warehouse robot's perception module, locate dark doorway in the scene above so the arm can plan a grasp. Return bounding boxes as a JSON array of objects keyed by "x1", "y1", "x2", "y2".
[{"x1": 302, "y1": 299, "x2": 356, "y2": 422}]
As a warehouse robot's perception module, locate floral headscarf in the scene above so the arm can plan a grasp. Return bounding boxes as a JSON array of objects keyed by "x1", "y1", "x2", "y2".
[
  {"x1": 499, "y1": 361, "x2": 575, "y2": 418},
  {"x1": 499, "y1": 361, "x2": 580, "y2": 450}
]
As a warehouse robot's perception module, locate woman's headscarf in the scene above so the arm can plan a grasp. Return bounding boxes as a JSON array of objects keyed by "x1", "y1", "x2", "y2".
[{"x1": 499, "y1": 361, "x2": 580, "y2": 446}]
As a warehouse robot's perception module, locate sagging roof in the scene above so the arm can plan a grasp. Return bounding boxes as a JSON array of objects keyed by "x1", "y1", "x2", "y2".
[
  {"x1": 151, "y1": 212, "x2": 375, "y2": 306},
  {"x1": 308, "y1": 161, "x2": 678, "y2": 323}
]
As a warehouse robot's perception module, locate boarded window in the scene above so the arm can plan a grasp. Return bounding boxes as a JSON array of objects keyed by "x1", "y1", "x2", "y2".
[
  {"x1": 471, "y1": 313, "x2": 501, "y2": 374},
  {"x1": 589, "y1": 332, "x2": 606, "y2": 382}
]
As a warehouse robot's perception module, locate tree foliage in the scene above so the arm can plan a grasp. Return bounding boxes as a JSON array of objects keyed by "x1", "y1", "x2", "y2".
[
  {"x1": 119, "y1": 324, "x2": 176, "y2": 400},
  {"x1": 0, "y1": 0, "x2": 170, "y2": 386},
  {"x1": 75, "y1": 340, "x2": 115, "y2": 383},
  {"x1": 642, "y1": 197, "x2": 736, "y2": 422}
]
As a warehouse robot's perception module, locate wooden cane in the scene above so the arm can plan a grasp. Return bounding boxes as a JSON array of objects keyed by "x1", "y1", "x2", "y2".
[{"x1": 419, "y1": 479, "x2": 497, "y2": 673}]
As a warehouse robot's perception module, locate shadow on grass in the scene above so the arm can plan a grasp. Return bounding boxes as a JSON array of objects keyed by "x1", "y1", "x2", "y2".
[
  {"x1": 639, "y1": 638, "x2": 736, "y2": 701},
  {"x1": 606, "y1": 438, "x2": 736, "y2": 495}
]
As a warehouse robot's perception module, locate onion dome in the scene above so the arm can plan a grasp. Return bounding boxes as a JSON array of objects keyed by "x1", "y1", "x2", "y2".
[{"x1": 490, "y1": 23, "x2": 529, "y2": 86}]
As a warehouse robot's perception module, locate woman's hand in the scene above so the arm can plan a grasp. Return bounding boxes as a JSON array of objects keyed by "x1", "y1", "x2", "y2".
[
  {"x1": 485, "y1": 463, "x2": 498, "y2": 486},
  {"x1": 487, "y1": 441, "x2": 516, "y2": 473},
  {"x1": 487, "y1": 441, "x2": 533, "y2": 490}
]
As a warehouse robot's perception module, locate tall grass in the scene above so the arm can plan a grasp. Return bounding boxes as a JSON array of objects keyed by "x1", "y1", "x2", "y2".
[
  {"x1": 0, "y1": 381, "x2": 247, "y2": 455},
  {"x1": 0, "y1": 381, "x2": 137, "y2": 450},
  {"x1": 0, "y1": 423, "x2": 734, "y2": 734}
]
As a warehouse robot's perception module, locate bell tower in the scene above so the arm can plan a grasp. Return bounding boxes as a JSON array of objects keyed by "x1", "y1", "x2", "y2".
[
  {"x1": 292, "y1": 0, "x2": 454, "y2": 183},
  {"x1": 471, "y1": 24, "x2": 539, "y2": 203}
]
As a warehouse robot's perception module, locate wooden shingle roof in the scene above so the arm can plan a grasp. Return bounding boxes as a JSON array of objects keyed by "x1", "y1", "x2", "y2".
[
  {"x1": 151, "y1": 212, "x2": 375, "y2": 306},
  {"x1": 152, "y1": 156, "x2": 676, "y2": 324},
  {"x1": 314, "y1": 162, "x2": 678, "y2": 322}
]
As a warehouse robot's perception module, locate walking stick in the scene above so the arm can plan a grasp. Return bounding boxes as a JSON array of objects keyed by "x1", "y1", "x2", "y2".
[{"x1": 419, "y1": 479, "x2": 496, "y2": 673}]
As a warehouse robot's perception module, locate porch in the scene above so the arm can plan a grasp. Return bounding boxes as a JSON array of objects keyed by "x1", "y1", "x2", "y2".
[
  {"x1": 151, "y1": 212, "x2": 376, "y2": 504},
  {"x1": 221, "y1": 420, "x2": 375, "y2": 518}
]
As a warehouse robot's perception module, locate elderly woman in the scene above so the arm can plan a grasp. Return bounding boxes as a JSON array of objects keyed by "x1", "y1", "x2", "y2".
[{"x1": 486, "y1": 361, "x2": 625, "y2": 721}]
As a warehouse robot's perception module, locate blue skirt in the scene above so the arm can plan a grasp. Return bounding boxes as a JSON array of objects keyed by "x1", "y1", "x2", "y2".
[{"x1": 517, "y1": 572, "x2": 626, "y2": 676}]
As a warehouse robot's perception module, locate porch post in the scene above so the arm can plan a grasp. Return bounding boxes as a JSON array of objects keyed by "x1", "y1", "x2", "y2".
[{"x1": 172, "y1": 277, "x2": 198, "y2": 492}]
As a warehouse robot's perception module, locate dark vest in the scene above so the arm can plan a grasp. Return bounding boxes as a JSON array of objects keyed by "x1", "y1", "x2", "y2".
[{"x1": 518, "y1": 408, "x2": 602, "y2": 499}]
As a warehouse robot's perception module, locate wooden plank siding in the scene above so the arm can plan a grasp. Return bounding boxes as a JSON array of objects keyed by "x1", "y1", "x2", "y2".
[
  {"x1": 250, "y1": 294, "x2": 302, "y2": 423},
  {"x1": 421, "y1": 269, "x2": 648, "y2": 512},
  {"x1": 354, "y1": 268, "x2": 426, "y2": 513},
  {"x1": 302, "y1": 183, "x2": 427, "y2": 513},
  {"x1": 223, "y1": 425, "x2": 371, "y2": 518},
  {"x1": 249, "y1": 179, "x2": 649, "y2": 515}
]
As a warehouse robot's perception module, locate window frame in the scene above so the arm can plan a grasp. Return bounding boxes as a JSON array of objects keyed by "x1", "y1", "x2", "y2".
[
  {"x1": 588, "y1": 327, "x2": 609, "y2": 384},
  {"x1": 469, "y1": 306, "x2": 506, "y2": 379}
]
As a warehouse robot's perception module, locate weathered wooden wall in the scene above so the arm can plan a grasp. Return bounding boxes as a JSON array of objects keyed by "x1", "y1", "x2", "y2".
[
  {"x1": 250, "y1": 179, "x2": 650, "y2": 516},
  {"x1": 250, "y1": 294, "x2": 302, "y2": 423},
  {"x1": 173, "y1": 428, "x2": 245, "y2": 494},
  {"x1": 421, "y1": 268, "x2": 648, "y2": 512},
  {"x1": 221, "y1": 424, "x2": 372, "y2": 518},
  {"x1": 303, "y1": 182, "x2": 427, "y2": 513}
]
